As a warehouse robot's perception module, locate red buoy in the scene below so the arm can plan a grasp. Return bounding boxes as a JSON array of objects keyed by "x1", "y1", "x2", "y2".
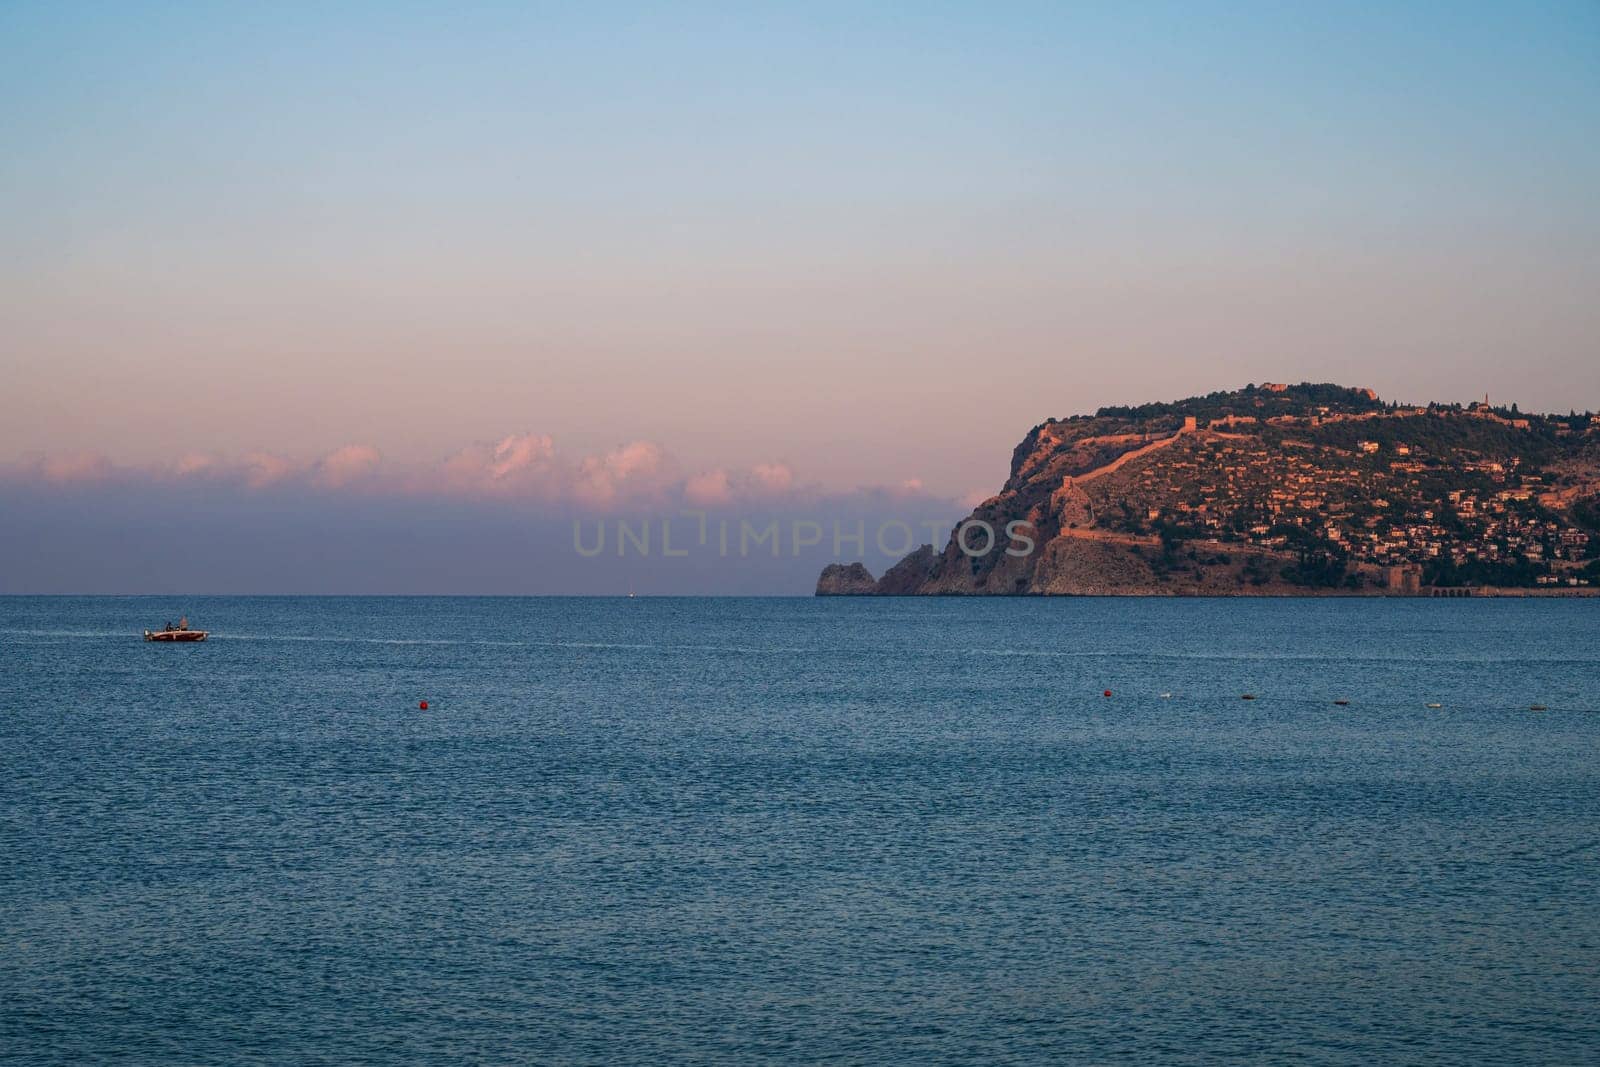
[
  {"x1": 1103, "y1": 689, "x2": 1112, "y2": 698},
  {"x1": 419, "y1": 700, "x2": 429, "y2": 710}
]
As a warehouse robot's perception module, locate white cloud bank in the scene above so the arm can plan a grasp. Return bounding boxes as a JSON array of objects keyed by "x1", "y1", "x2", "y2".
[{"x1": 3, "y1": 435, "x2": 959, "y2": 515}]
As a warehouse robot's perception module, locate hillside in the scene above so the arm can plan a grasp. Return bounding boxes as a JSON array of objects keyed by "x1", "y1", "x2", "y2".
[{"x1": 818, "y1": 383, "x2": 1600, "y2": 596}]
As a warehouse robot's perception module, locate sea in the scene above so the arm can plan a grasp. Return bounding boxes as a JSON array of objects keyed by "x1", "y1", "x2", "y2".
[{"x1": 2, "y1": 596, "x2": 1598, "y2": 1065}]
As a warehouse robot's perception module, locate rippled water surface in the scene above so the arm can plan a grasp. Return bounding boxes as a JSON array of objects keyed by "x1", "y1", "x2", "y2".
[{"x1": 3, "y1": 596, "x2": 1599, "y2": 1064}]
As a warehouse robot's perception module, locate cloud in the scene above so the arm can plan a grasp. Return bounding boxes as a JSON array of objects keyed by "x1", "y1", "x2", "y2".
[
  {"x1": 172, "y1": 453, "x2": 219, "y2": 478},
  {"x1": 684, "y1": 462, "x2": 815, "y2": 507},
  {"x1": 4, "y1": 436, "x2": 958, "y2": 516},
  {"x1": 487, "y1": 433, "x2": 553, "y2": 480},
  {"x1": 312, "y1": 444, "x2": 382, "y2": 489},
  {"x1": 574, "y1": 440, "x2": 672, "y2": 506},
  {"x1": 840, "y1": 476, "x2": 957, "y2": 506},
  {"x1": 684, "y1": 468, "x2": 733, "y2": 506},
  {"x1": 38, "y1": 452, "x2": 115, "y2": 484},
  {"x1": 436, "y1": 432, "x2": 558, "y2": 496},
  {"x1": 241, "y1": 452, "x2": 296, "y2": 489},
  {"x1": 748, "y1": 462, "x2": 794, "y2": 495}
]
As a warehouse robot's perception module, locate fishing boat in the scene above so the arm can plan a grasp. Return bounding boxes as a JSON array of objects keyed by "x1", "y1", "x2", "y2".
[{"x1": 144, "y1": 616, "x2": 208, "y2": 642}]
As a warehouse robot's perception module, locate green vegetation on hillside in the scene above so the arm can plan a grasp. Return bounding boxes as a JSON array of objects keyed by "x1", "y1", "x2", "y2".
[{"x1": 1095, "y1": 383, "x2": 1384, "y2": 422}]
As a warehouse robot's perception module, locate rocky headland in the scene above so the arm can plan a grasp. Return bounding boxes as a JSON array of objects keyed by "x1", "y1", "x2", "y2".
[{"x1": 818, "y1": 383, "x2": 1600, "y2": 596}]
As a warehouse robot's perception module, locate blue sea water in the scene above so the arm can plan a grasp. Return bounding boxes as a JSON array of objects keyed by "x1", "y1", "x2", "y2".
[{"x1": 2, "y1": 596, "x2": 1598, "y2": 1065}]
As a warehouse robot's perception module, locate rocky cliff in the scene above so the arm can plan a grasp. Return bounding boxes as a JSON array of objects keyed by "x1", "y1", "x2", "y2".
[
  {"x1": 815, "y1": 562, "x2": 878, "y2": 596},
  {"x1": 816, "y1": 383, "x2": 1600, "y2": 596}
]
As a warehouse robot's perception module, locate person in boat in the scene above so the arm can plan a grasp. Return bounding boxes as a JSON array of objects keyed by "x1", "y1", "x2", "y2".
[
  {"x1": 179, "y1": 616, "x2": 188, "y2": 631},
  {"x1": 165, "y1": 620, "x2": 175, "y2": 632}
]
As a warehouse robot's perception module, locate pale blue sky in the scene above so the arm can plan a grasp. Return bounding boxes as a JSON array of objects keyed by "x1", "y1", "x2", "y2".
[{"x1": 2, "y1": 2, "x2": 1597, "y2": 505}]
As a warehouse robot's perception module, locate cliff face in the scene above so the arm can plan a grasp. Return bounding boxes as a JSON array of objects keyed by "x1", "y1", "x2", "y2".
[
  {"x1": 815, "y1": 562, "x2": 878, "y2": 596},
  {"x1": 819, "y1": 415, "x2": 1215, "y2": 596},
  {"x1": 814, "y1": 382, "x2": 1600, "y2": 596}
]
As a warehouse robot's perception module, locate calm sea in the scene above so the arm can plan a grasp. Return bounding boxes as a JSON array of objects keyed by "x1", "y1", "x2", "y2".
[{"x1": 3, "y1": 596, "x2": 1598, "y2": 1064}]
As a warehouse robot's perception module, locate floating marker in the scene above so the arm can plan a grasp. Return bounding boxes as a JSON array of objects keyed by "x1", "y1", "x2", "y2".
[
  {"x1": 419, "y1": 700, "x2": 429, "y2": 710},
  {"x1": 1103, "y1": 689, "x2": 1113, "y2": 698}
]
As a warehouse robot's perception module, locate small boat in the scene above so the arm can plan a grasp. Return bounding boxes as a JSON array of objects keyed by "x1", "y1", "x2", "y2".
[{"x1": 145, "y1": 616, "x2": 207, "y2": 642}]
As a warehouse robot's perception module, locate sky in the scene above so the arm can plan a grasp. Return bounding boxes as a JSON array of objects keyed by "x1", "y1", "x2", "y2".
[{"x1": 2, "y1": 2, "x2": 1598, "y2": 592}]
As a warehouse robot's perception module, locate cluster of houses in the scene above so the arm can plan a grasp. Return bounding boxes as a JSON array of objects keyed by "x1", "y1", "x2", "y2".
[{"x1": 1110, "y1": 418, "x2": 1595, "y2": 588}]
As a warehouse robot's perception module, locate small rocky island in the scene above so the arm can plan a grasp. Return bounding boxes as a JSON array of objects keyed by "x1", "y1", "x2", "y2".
[{"x1": 819, "y1": 383, "x2": 1600, "y2": 596}]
